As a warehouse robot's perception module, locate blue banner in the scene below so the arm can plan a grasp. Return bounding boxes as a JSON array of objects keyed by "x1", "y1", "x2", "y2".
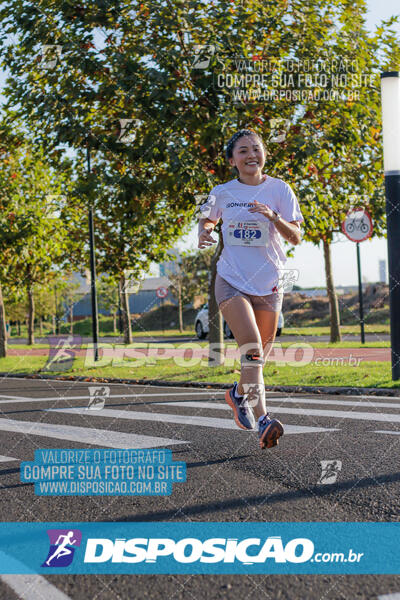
[{"x1": 0, "y1": 522, "x2": 398, "y2": 574}]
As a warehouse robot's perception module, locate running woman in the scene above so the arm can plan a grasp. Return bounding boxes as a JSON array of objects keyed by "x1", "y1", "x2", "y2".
[{"x1": 198, "y1": 129, "x2": 303, "y2": 449}]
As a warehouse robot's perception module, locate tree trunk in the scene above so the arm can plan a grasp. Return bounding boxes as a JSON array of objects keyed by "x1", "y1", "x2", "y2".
[
  {"x1": 70, "y1": 304, "x2": 74, "y2": 334},
  {"x1": 323, "y1": 239, "x2": 341, "y2": 343},
  {"x1": 113, "y1": 312, "x2": 117, "y2": 333},
  {"x1": 0, "y1": 282, "x2": 7, "y2": 358},
  {"x1": 54, "y1": 287, "x2": 60, "y2": 334},
  {"x1": 208, "y1": 229, "x2": 224, "y2": 367},
  {"x1": 119, "y1": 273, "x2": 132, "y2": 344},
  {"x1": 52, "y1": 314, "x2": 56, "y2": 334},
  {"x1": 178, "y1": 279, "x2": 183, "y2": 333},
  {"x1": 27, "y1": 279, "x2": 35, "y2": 345},
  {"x1": 17, "y1": 320, "x2": 21, "y2": 336},
  {"x1": 39, "y1": 316, "x2": 43, "y2": 336}
]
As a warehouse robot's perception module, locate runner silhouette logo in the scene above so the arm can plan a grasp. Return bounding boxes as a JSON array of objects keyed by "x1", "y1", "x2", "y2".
[{"x1": 42, "y1": 529, "x2": 82, "y2": 567}]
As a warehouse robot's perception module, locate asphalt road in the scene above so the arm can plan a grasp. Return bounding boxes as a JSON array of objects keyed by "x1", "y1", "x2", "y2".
[{"x1": 0, "y1": 378, "x2": 399, "y2": 599}]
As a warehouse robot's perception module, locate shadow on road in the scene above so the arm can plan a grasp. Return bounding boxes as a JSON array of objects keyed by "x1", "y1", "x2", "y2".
[{"x1": 110, "y1": 471, "x2": 400, "y2": 521}]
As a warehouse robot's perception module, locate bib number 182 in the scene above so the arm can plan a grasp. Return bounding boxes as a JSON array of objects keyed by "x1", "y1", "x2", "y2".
[{"x1": 234, "y1": 228, "x2": 261, "y2": 240}]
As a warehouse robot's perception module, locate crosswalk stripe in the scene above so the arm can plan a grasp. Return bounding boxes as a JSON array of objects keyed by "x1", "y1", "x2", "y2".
[
  {"x1": 0, "y1": 394, "x2": 33, "y2": 401},
  {"x1": 0, "y1": 455, "x2": 18, "y2": 463},
  {"x1": 155, "y1": 401, "x2": 400, "y2": 424},
  {"x1": 1, "y1": 574, "x2": 72, "y2": 600},
  {"x1": 2, "y1": 392, "x2": 400, "y2": 409},
  {"x1": 0, "y1": 391, "x2": 226, "y2": 405},
  {"x1": 261, "y1": 397, "x2": 400, "y2": 410},
  {"x1": 157, "y1": 398, "x2": 400, "y2": 410},
  {"x1": 0, "y1": 418, "x2": 187, "y2": 449},
  {"x1": 0, "y1": 552, "x2": 71, "y2": 600},
  {"x1": 48, "y1": 407, "x2": 338, "y2": 435}
]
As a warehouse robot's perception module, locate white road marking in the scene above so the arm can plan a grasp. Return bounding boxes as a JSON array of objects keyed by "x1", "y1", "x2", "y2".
[
  {"x1": 265, "y1": 397, "x2": 400, "y2": 410},
  {"x1": 2, "y1": 376, "x2": 399, "y2": 400},
  {"x1": 157, "y1": 398, "x2": 400, "y2": 410},
  {"x1": 374, "y1": 430, "x2": 400, "y2": 436},
  {"x1": 0, "y1": 391, "x2": 227, "y2": 405},
  {"x1": 261, "y1": 407, "x2": 400, "y2": 423},
  {"x1": 0, "y1": 455, "x2": 18, "y2": 463},
  {"x1": 0, "y1": 552, "x2": 72, "y2": 599},
  {"x1": 1, "y1": 574, "x2": 72, "y2": 600},
  {"x1": 49, "y1": 407, "x2": 338, "y2": 435},
  {"x1": 0, "y1": 394, "x2": 33, "y2": 401},
  {"x1": 378, "y1": 593, "x2": 400, "y2": 600},
  {"x1": 0, "y1": 418, "x2": 186, "y2": 449},
  {"x1": 337, "y1": 394, "x2": 400, "y2": 400},
  {"x1": 155, "y1": 401, "x2": 400, "y2": 424}
]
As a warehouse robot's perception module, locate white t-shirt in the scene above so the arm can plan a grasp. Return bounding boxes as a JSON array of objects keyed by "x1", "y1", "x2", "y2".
[{"x1": 199, "y1": 175, "x2": 303, "y2": 295}]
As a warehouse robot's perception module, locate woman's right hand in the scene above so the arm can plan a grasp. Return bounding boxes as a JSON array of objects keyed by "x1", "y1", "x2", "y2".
[{"x1": 198, "y1": 228, "x2": 217, "y2": 249}]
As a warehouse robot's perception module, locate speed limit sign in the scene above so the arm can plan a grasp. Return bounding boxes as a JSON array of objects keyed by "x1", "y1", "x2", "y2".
[
  {"x1": 341, "y1": 208, "x2": 373, "y2": 242},
  {"x1": 156, "y1": 286, "x2": 168, "y2": 299}
]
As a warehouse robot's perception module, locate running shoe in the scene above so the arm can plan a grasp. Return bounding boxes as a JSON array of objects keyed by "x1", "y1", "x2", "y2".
[
  {"x1": 258, "y1": 413, "x2": 284, "y2": 449},
  {"x1": 225, "y1": 382, "x2": 255, "y2": 430}
]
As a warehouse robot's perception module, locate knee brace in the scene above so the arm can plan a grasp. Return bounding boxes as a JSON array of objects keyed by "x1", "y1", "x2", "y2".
[{"x1": 241, "y1": 350, "x2": 264, "y2": 368}]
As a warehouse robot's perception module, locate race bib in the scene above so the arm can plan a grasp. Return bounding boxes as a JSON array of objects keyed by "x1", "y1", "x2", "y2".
[{"x1": 227, "y1": 221, "x2": 270, "y2": 246}]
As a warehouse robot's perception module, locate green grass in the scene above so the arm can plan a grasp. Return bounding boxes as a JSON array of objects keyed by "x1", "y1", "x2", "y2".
[
  {"x1": 8, "y1": 314, "x2": 390, "y2": 342},
  {"x1": 8, "y1": 307, "x2": 197, "y2": 339},
  {"x1": 282, "y1": 325, "x2": 390, "y2": 336},
  {"x1": 0, "y1": 354, "x2": 398, "y2": 389},
  {"x1": 9, "y1": 339, "x2": 390, "y2": 351},
  {"x1": 279, "y1": 340, "x2": 389, "y2": 348}
]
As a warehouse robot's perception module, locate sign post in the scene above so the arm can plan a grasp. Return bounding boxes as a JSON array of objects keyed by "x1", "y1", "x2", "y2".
[
  {"x1": 342, "y1": 208, "x2": 373, "y2": 344},
  {"x1": 156, "y1": 286, "x2": 169, "y2": 335},
  {"x1": 356, "y1": 243, "x2": 365, "y2": 344}
]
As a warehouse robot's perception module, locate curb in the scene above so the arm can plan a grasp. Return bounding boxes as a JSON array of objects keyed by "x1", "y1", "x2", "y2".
[{"x1": 1, "y1": 372, "x2": 399, "y2": 397}]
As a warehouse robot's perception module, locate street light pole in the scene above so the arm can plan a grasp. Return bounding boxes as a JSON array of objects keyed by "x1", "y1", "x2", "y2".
[
  {"x1": 87, "y1": 145, "x2": 99, "y2": 362},
  {"x1": 380, "y1": 71, "x2": 400, "y2": 380}
]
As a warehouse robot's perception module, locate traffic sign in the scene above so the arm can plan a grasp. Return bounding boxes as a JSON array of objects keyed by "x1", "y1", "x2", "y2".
[
  {"x1": 341, "y1": 208, "x2": 373, "y2": 242},
  {"x1": 341, "y1": 208, "x2": 373, "y2": 346},
  {"x1": 156, "y1": 286, "x2": 168, "y2": 299}
]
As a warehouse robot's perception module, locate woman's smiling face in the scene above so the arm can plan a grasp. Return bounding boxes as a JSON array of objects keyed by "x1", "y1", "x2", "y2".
[{"x1": 228, "y1": 134, "x2": 266, "y2": 178}]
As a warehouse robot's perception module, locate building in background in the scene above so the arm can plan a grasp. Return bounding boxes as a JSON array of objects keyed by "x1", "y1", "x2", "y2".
[
  {"x1": 159, "y1": 248, "x2": 181, "y2": 277},
  {"x1": 379, "y1": 259, "x2": 387, "y2": 284},
  {"x1": 65, "y1": 272, "x2": 176, "y2": 320},
  {"x1": 131, "y1": 276, "x2": 175, "y2": 314}
]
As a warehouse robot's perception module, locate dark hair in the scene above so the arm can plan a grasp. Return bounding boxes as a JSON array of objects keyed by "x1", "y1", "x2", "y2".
[{"x1": 225, "y1": 129, "x2": 266, "y2": 175}]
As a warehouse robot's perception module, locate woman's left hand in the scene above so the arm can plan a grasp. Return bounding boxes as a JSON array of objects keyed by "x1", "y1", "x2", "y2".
[{"x1": 248, "y1": 198, "x2": 276, "y2": 221}]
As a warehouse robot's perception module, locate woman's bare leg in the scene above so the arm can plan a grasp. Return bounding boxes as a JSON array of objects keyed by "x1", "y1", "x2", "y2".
[
  {"x1": 219, "y1": 296, "x2": 267, "y2": 420},
  {"x1": 253, "y1": 309, "x2": 280, "y2": 363},
  {"x1": 253, "y1": 309, "x2": 280, "y2": 421}
]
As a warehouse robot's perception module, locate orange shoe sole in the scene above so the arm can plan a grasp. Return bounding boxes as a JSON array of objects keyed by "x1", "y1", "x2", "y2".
[
  {"x1": 259, "y1": 419, "x2": 284, "y2": 449},
  {"x1": 225, "y1": 388, "x2": 248, "y2": 430}
]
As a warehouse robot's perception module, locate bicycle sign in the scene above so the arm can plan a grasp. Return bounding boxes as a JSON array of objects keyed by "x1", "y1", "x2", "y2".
[
  {"x1": 156, "y1": 286, "x2": 168, "y2": 299},
  {"x1": 341, "y1": 208, "x2": 373, "y2": 242}
]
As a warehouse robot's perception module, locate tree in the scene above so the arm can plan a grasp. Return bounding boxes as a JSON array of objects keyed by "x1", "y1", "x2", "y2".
[
  {"x1": 62, "y1": 277, "x2": 83, "y2": 334},
  {"x1": 0, "y1": 2, "x2": 207, "y2": 342},
  {"x1": 97, "y1": 274, "x2": 120, "y2": 334},
  {"x1": 1, "y1": 0, "x2": 398, "y2": 350},
  {"x1": 167, "y1": 247, "x2": 215, "y2": 332},
  {"x1": 294, "y1": 11, "x2": 399, "y2": 340},
  {"x1": 34, "y1": 281, "x2": 59, "y2": 336},
  {"x1": 0, "y1": 132, "x2": 83, "y2": 345},
  {"x1": 3, "y1": 280, "x2": 26, "y2": 337},
  {"x1": 0, "y1": 281, "x2": 7, "y2": 357}
]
